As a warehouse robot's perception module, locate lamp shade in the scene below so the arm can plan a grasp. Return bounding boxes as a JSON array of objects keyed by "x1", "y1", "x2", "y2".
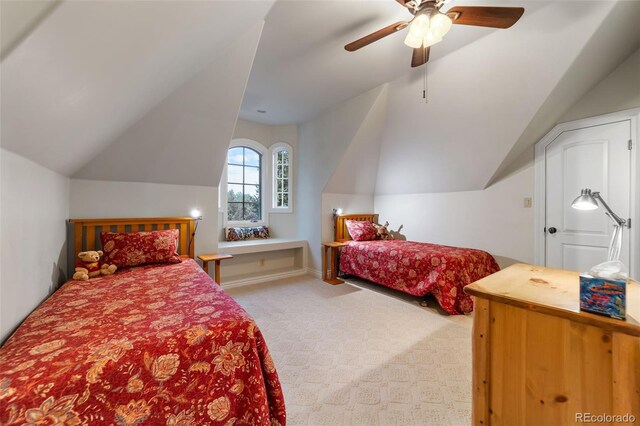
[
  {"x1": 571, "y1": 189, "x2": 598, "y2": 211},
  {"x1": 404, "y1": 31, "x2": 423, "y2": 48},
  {"x1": 430, "y1": 13, "x2": 452, "y2": 38},
  {"x1": 404, "y1": 14, "x2": 430, "y2": 48},
  {"x1": 423, "y1": 29, "x2": 443, "y2": 47}
]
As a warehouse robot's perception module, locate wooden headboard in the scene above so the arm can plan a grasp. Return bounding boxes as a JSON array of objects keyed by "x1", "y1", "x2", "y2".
[
  {"x1": 335, "y1": 213, "x2": 379, "y2": 242},
  {"x1": 69, "y1": 217, "x2": 195, "y2": 260}
]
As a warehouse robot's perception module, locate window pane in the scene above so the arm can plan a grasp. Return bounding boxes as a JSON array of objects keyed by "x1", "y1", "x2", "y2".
[
  {"x1": 281, "y1": 151, "x2": 288, "y2": 164},
  {"x1": 283, "y1": 179, "x2": 289, "y2": 192},
  {"x1": 245, "y1": 166, "x2": 259, "y2": 185},
  {"x1": 228, "y1": 203, "x2": 243, "y2": 221},
  {"x1": 244, "y1": 184, "x2": 260, "y2": 202},
  {"x1": 244, "y1": 148, "x2": 260, "y2": 167},
  {"x1": 228, "y1": 184, "x2": 243, "y2": 202},
  {"x1": 228, "y1": 165, "x2": 243, "y2": 184},
  {"x1": 277, "y1": 179, "x2": 283, "y2": 192},
  {"x1": 245, "y1": 203, "x2": 261, "y2": 221},
  {"x1": 276, "y1": 165, "x2": 282, "y2": 178},
  {"x1": 228, "y1": 147, "x2": 244, "y2": 165},
  {"x1": 283, "y1": 194, "x2": 289, "y2": 207},
  {"x1": 277, "y1": 193, "x2": 283, "y2": 207},
  {"x1": 283, "y1": 165, "x2": 289, "y2": 178}
]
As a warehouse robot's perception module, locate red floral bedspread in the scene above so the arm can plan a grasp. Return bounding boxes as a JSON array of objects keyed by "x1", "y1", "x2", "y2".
[
  {"x1": 0, "y1": 259, "x2": 285, "y2": 425},
  {"x1": 340, "y1": 240, "x2": 499, "y2": 314}
]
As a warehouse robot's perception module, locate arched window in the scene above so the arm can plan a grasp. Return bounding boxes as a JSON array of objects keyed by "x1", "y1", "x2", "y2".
[
  {"x1": 272, "y1": 144, "x2": 292, "y2": 211},
  {"x1": 220, "y1": 139, "x2": 293, "y2": 228},
  {"x1": 227, "y1": 146, "x2": 262, "y2": 222}
]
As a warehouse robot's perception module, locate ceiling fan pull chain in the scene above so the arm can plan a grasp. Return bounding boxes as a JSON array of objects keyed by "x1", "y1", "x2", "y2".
[{"x1": 423, "y1": 56, "x2": 428, "y2": 103}]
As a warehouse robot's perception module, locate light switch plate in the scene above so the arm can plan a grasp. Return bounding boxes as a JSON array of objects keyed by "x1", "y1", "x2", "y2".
[{"x1": 524, "y1": 197, "x2": 532, "y2": 208}]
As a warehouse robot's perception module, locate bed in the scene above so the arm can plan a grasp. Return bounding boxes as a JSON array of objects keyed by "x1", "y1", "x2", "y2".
[
  {"x1": 0, "y1": 217, "x2": 285, "y2": 425},
  {"x1": 336, "y1": 214, "x2": 500, "y2": 314}
]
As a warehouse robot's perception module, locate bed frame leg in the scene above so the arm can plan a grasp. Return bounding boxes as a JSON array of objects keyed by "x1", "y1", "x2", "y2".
[{"x1": 419, "y1": 296, "x2": 429, "y2": 307}]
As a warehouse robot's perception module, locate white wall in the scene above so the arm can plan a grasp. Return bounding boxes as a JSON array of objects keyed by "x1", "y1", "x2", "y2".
[
  {"x1": 1, "y1": 149, "x2": 69, "y2": 342},
  {"x1": 69, "y1": 179, "x2": 218, "y2": 259},
  {"x1": 233, "y1": 119, "x2": 297, "y2": 150},
  {"x1": 375, "y1": 165, "x2": 535, "y2": 269}
]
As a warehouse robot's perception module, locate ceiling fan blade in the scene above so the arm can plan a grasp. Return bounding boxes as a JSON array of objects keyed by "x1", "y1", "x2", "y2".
[
  {"x1": 411, "y1": 46, "x2": 430, "y2": 67},
  {"x1": 446, "y1": 6, "x2": 524, "y2": 29},
  {"x1": 345, "y1": 21, "x2": 408, "y2": 52}
]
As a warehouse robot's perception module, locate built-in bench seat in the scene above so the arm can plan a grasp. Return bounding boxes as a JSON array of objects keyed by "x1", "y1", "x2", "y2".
[
  {"x1": 218, "y1": 238, "x2": 307, "y2": 255},
  {"x1": 216, "y1": 238, "x2": 308, "y2": 287}
]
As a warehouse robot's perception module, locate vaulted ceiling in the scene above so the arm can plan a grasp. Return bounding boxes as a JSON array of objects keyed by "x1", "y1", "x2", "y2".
[
  {"x1": 240, "y1": 0, "x2": 548, "y2": 125},
  {"x1": 1, "y1": 0, "x2": 638, "y2": 194}
]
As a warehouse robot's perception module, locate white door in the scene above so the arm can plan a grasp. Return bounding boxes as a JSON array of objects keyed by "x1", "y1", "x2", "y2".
[{"x1": 545, "y1": 120, "x2": 631, "y2": 273}]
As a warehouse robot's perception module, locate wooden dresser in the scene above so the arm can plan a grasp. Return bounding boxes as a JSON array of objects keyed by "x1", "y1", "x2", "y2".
[{"x1": 464, "y1": 264, "x2": 640, "y2": 426}]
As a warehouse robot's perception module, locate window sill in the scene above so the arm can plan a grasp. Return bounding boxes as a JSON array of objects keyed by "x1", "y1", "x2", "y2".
[
  {"x1": 269, "y1": 208, "x2": 293, "y2": 214},
  {"x1": 226, "y1": 221, "x2": 267, "y2": 228}
]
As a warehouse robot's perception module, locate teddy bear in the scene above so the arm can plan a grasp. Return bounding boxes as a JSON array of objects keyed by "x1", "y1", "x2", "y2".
[
  {"x1": 73, "y1": 250, "x2": 117, "y2": 281},
  {"x1": 373, "y1": 221, "x2": 393, "y2": 240}
]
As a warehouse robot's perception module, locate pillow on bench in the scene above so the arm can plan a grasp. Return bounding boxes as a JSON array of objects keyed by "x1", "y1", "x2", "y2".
[{"x1": 225, "y1": 226, "x2": 270, "y2": 241}]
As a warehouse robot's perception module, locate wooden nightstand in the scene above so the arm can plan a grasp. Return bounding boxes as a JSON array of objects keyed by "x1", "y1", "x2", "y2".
[
  {"x1": 197, "y1": 253, "x2": 233, "y2": 285},
  {"x1": 321, "y1": 241, "x2": 346, "y2": 285}
]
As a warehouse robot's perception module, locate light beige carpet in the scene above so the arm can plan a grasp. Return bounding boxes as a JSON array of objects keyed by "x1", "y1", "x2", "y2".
[{"x1": 226, "y1": 274, "x2": 473, "y2": 426}]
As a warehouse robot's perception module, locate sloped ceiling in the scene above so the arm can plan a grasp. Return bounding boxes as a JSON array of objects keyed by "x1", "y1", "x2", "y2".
[
  {"x1": 0, "y1": 0, "x2": 60, "y2": 61},
  {"x1": 0, "y1": 0, "x2": 274, "y2": 176},
  {"x1": 74, "y1": 24, "x2": 264, "y2": 187},
  {"x1": 324, "y1": 85, "x2": 388, "y2": 194},
  {"x1": 486, "y1": 1, "x2": 640, "y2": 187},
  {"x1": 560, "y1": 47, "x2": 640, "y2": 124},
  {"x1": 298, "y1": 85, "x2": 386, "y2": 201},
  {"x1": 375, "y1": 1, "x2": 637, "y2": 195}
]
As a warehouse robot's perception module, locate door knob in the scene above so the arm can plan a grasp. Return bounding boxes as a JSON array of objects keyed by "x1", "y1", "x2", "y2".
[{"x1": 548, "y1": 227, "x2": 557, "y2": 234}]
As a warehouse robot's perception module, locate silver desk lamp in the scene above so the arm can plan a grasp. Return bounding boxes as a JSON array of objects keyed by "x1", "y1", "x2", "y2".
[{"x1": 571, "y1": 188, "x2": 628, "y2": 262}]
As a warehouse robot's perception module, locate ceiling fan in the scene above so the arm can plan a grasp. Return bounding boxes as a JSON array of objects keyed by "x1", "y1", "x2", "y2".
[{"x1": 344, "y1": 0, "x2": 525, "y2": 68}]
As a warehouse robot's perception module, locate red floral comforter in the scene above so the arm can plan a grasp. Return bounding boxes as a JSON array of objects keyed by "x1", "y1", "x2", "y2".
[
  {"x1": 0, "y1": 259, "x2": 285, "y2": 425},
  {"x1": 340, "y1": 240, "x2": 499, "y2": 314}
]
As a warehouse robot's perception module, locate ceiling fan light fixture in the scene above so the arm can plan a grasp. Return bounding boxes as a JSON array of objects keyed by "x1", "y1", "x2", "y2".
[{"x1": 430, "y1": 12, "x2": 453, "y2": 38}]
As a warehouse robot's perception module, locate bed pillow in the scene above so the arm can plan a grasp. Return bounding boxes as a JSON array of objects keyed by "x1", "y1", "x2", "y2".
[
  {"x1": 225, "y1": 226, "x2": 270, "y2": 241},
  {"x1": 100, "y1": 229, "x2": 182, "y2": 268},
  {"x1": 345, "y1": 220, "x2": 378, "y2": 241}
]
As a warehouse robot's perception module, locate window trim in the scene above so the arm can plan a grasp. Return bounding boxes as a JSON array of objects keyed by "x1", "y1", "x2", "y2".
[
  {"x1": 222, "y1": 139, "x2": 267, "y2": 227},
  {"x1": 270, "y1": 142, "x2": 293, "y2": 213}
]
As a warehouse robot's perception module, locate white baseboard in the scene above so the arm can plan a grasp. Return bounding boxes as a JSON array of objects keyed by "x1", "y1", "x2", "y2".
[
  {"x1": 307, "y1": 268, "x2": 322, "y2": 279},
  {"x1": 221, "y1": 268, "x2": 309, "y2": 289}
]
